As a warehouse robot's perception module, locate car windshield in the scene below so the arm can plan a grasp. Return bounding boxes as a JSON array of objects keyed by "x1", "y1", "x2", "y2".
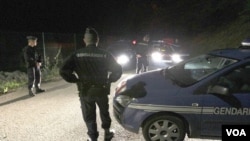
[
  {"x1": 151, "y1": 42, "x2": 184, "y2": 55},
  {"x1": 164, "y1": 54, "x2": 238, "y2": 87}
]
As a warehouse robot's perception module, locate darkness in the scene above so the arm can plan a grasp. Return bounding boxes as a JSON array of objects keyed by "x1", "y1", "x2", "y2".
[
  {"x1": 0, "y1": 0, "x2": 248, "y2": 71},
  {"x1": 0, "y1": 0, "x2": 131, "y2": 34},
  {"x1": 0, "y1": 0, "x2": 247, "y2": 36}
]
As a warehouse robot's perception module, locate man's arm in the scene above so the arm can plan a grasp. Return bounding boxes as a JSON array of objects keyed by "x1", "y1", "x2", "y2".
[
  {"x1": 23, "y1": 47, "x2": 36, "y2": 67},
  {"x1": 34, "y1": 47, "x2": 43, "y2": 67},
  {"x1": 59, "y1": 54, "x2": 79, "y2": 83},
  {"x1": 108, "y1": 54, "x2": 122, "y2": 83}
]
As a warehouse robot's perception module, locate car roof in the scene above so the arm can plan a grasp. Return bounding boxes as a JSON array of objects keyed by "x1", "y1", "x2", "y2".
[{"x1": 209, "y1": 48, "x2": 250, "y2": 60}]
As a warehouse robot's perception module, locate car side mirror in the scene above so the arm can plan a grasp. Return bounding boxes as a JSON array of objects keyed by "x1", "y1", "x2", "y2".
[{"x1": 207, "y1": 85, "x2": 229, "y2": 96}]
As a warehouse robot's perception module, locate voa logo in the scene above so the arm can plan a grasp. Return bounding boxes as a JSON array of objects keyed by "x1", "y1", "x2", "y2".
[{"x1": 226, "y1": 129, "x2": 246, "y2": 136}]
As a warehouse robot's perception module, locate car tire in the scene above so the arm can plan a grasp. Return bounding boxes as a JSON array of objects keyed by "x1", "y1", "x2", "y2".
[{"x1": 142, "y1": 115, "x2": 185, "y2": 141}]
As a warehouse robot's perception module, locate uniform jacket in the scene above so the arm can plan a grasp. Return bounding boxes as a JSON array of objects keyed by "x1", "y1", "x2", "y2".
[
  {"x1": 23, "y1": 46, "x2": 42, "y2": 68},
  {"x1": 59, "y1": 44, "x2": 122, "y2": 95},
  {"x1": 135, "y1": 41, "x2": 150, "y2": 57}
]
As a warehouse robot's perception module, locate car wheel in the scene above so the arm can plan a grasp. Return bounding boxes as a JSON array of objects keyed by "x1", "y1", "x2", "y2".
[{"x1": 142, "y1": 115, "x2": 185, "y2": 141}]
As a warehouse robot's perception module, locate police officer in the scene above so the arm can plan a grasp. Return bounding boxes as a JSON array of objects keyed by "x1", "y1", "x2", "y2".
[
  {"x1": 59, "y1": 27, "x2": 122, "y2": 141},
  {"x1": 135, "y1": 34, "x2": 150, "y2": 74},
  {"x1": 23, "y1": 36, "x2": 45, "y2": 96}
]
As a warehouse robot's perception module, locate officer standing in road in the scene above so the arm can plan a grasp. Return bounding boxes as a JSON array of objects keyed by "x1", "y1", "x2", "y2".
[
  {"x1": 59, "y1": 27, "x2": 122, "y2": 141},
  {"x1": 135, "y1": 34, "x2": 150, "y2": 74},
  {"x1": 23, "y1": 36, "x2": 45, "y2": 96}
]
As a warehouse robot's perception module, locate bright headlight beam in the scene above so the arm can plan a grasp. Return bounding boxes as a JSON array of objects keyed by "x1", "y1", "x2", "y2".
[
  {"x1": 151, "y1": 52, "x2": 162, "y2": 62},
  {"x1": 117, "y1": 54, "x2": 129, "y2": 65},
  {"x1": 171, "y1": 54, "x2": 182, "y2": 63}
]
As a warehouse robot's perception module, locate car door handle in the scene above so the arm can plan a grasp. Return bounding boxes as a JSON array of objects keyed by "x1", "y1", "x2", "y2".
[{"x1": 192, "y1": 103, "x2": 199, "y2": 107}]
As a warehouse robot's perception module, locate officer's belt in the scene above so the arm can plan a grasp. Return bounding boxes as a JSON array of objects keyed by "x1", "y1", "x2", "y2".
[{"x1": 81, "y1": 82, "x2": 108, "y2": 88}]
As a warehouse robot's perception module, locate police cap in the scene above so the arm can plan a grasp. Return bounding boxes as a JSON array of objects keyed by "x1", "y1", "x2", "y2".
[{"x1": 26, "y1": 36, "x2": 37, "y2": 40}]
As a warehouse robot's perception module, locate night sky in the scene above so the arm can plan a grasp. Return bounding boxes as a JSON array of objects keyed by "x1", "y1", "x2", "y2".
[
  {"x1": 0, "y1": 0, "x2": 131, "y2": 34},
  {"x1": 1, "y1": 0, "x2": 246, "y2": 37}
]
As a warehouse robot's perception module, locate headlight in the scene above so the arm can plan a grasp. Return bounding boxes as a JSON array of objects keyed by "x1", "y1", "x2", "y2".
[
  {"x1": 117, "y1": 54, "x2": 129, "y2": 65},
  {"x1": 171, "y1": 54, "x2": 183, "y2": 63},
  {"x1": 115, "y1": 95, "x2": 133, "y2": 107},
  {"x1": 151, "y1": 52, "x2": 163, "y2": 62}
]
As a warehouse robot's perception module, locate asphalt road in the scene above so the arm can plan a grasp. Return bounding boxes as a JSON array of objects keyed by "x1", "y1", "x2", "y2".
[{"x1": 0, "y1": 69, "x2": 221, "y2": 141}]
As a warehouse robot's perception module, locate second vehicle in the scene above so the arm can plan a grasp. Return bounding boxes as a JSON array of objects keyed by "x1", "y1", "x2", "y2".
[{"x1": 106, "y1": 40, "x2": 136, "y2": 69}]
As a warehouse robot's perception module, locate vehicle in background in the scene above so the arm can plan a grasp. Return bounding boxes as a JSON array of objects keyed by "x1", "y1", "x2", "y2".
[
  {"x1": 106, "y1": 40, "x2": 136, "y2": 69},
  {"x1": 239, "y1": 38, "x2": 250, "y2": 49},
  {"x1": 113, "y1": 47, "x2": 250, "y2": 141},
  {"x1": 150, "y1": 40, "x2": 189, "y2": 65}
]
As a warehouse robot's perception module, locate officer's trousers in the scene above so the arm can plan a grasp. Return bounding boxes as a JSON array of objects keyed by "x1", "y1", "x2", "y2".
[
  {"x1": 136, "y1": 57, "x2": 149, "y2": 74},
  {"x1": 79, "y1": 94, "x2": 111, "y2": 139},
  {"x1": 27, "y1": 67, "x2": 41, "y2": 90}
]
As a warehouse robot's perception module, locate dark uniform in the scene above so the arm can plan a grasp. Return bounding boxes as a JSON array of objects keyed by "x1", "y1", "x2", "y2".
[
  {"x1": 135, "y1": 35, "x2": 150, "y2": 74},
  {"x1": 60, "y1": 27, "x2": 122, "y2": 141},
  {"x1": 23, "y1": 36, "x2": 45, "y2": 96}
]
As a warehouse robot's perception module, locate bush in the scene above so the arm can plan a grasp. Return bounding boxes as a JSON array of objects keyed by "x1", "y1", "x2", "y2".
[
  {"x1": 0, "y1": 71, "x2": 27, "y2": 94},
  {"x1": 0, "y1": 67, "x2": 61, "y2": 95},
  {"x1": 42, "y1": 66, "x2": 61, "y2": 82}
]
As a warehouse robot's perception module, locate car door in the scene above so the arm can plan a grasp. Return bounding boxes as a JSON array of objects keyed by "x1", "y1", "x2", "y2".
[{"x1": 199, "y1": 62, "x2": 250, "y2": 137}]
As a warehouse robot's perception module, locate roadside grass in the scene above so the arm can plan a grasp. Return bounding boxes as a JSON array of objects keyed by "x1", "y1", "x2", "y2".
[
  {"x1": 0, "y1": 67, "x2": 61, "y2": 95},
  {"x1": 0, "y1": 80, "x2": 26, "y2": 94},
  {"x1": 42, "y1": 66, "x2": 61, "y2": 82}
]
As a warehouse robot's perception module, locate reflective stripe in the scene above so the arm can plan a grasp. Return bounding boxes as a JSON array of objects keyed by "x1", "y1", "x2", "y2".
[
  {"x1": 128, "y1": 103, "x2": 214, "y2": 114},
  {"x1": 76, "y1": 53, "x2": 107, "y2": 58},
  {"x1": 138, "y1": 42, "x2": 148, "y2": 46}
]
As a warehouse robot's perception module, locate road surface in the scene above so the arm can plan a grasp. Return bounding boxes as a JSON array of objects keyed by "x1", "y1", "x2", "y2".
[{"x1": 0, "y1": 71, "x2": 221, "y2": 141}]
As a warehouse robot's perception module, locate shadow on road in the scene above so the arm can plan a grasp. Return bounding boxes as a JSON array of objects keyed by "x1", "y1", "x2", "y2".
[
  {"x1": 0, "y1": 95, "x2": 31, "y2": 106},
  {"x1": 0, "y1": 82, "x2": 72, "y2": 107},
  {"x1": 44, "y1": 83, "x2": 72, "y2": 93}
]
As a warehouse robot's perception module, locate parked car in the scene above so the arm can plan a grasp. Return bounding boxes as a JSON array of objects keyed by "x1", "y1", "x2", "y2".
[
  {"x1": 239, "y1": 38, "x2": 250, "y2": 49},
  {"x1": 106, "y1": 40, "x2": 136, "y2": 69},
  {"x1": 113, "y1": 47, "x2": 250, "y2": 141},
  {"x1": 150, "y1": 40, "x2": 189, "y2": 64}
]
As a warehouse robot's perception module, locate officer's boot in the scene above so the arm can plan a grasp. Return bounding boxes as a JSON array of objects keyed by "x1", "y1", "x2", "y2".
[
  {"x1": 143, "y1": 66, "x2": 148, "y2": 72},
  {"x1": 104, "y1": 129, "x2": 114, "y2": 141},
  {"x1": 136, "y1": 68, "x2": 140, "y2": 74},
  {"x1": 87, "y1": 134, "x2": 98, "y2": 141},
  {"x1": 29, "y1": 89, "x2": 35, "y2": 97},
  {"x1": 35, "y1": 87, "x2": 45, "y2": 94},
  {"x1": 87, "y1": 137, "x2": 97, "y2": 141},
  {"x1": 87, "y1": 131, "x2": 99, "y2": 141}
]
